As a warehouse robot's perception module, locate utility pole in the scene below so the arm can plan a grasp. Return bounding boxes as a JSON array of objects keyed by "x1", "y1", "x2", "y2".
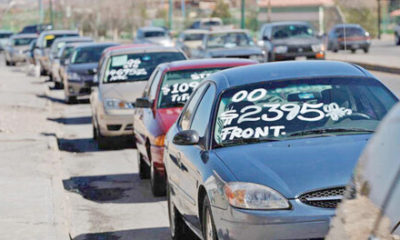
[
  {"x1": 377, "y1": 0, "x2": 381, "y2": 39},
  {"x1": 181, "y1": 0, "x2": 185, "y2": 23},
  {"x1": 49, "y1": 0, "x2": 54, "y2": 26},
  {"x1": 241, "y1": 0, "x2": 245, "y2": 29},
  {"x1": 39, "y1": 0, "x2": 44, "y2": 24},
  {"x1": 169, "y1": 0, "x2": 173, "y2": 30}
]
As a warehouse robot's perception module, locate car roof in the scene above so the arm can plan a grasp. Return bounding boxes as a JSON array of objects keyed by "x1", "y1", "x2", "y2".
[
  {"x1": 208, "y1": 29, "x2": 249, "y2": 34},
  {"x1": 183, "y1": 29, "x2": 209, "y2": 34},
  {"x1": 333, "y1": 24, "x2": 363, "y2": 29},
  {"x1": 74, "y1": 42, "x2": 118, "y2": 50},
  {"x1": 106, "y1": 45, "x2": 182, "y2": 57},
  {"x1": 208, "y1": 61, "x2": 375, "y2": 90},
  {"x1": 138, "y1": 26, "x2": 165, "y2": 32},
  {"x1": 40, "y1": 30, "x2": 79, "y2": 35},
  {"x1": 11, "y1": 33, "x2": 37, "y2": 39},
  {"x1": 157, "y1": 58, "x2": 257, "y2": 72},
  {"x1": 262, "y1": 21, "x2": 311, "y2": 27},
  {"x1": 53, "y1": 36, "x2": 92, "y2": 43}
]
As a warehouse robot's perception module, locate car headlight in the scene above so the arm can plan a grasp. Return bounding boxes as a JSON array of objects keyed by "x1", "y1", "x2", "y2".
[
  {"x1": 161, "y1": 40, "x2": 174, "y2": 47},
  {"x1": 249, "y1": 55, "x2": 264, "y2": 62},
  {"x1": 154, "y1": 134, "x2": 165, "y2": 147},
  {"x1": 274, "y1": 46, "x2": 288, "y2": 54},
  {"x1": 311, "y1": 44, "x2": 325, "y2": 52},
  {"x1": 104, "y1": 98, "x2": 134, "y2": 110},
  {"x1": 67, "y1": 72, "x2": 81, "y2": 81},
  {"x1": 224, "y1": 182, "x2": 290, "y2": 210}
]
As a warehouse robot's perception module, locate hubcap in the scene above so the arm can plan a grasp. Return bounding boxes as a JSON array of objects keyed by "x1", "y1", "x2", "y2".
[{"x1": 206, "y1": 209, "x2": 214, "y2": 240}]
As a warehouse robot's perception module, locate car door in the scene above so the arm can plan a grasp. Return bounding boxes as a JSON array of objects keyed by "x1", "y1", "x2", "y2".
[
  {"x1": 134, "y1": 69, "x2": 162, "y2": 160},
  {"x1": 174, "y1": 83, "x2": 216, "y2": 227}
]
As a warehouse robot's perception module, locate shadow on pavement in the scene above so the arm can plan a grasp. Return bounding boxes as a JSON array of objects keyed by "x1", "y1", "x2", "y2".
[
  {"x1": 36, "y1": 93, "x2": 66, "y2": 104},
  {"x1": 63, "y1": 173, "x2": 166, "y2": 204},
  {"x1": 72, "y1": 227, "x2": 171, "y2": 240},
  {"x1": 47, "y1": 116, "x2": 92, "y2": 125},
  {"x1": 57, "y1": 137, "x2": 134, "y2": 153}
]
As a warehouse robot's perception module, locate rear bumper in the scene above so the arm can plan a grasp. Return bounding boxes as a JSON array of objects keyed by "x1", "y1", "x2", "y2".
[
  {"x1": 338, "y1": 41, "x2": 370, "y2": 49},
  {"x1": 150, "y1": 145, "x2": 165, "y2": 175},
  {"x1": 213, "y1": 199, "x2": 333, "y2": 240}
]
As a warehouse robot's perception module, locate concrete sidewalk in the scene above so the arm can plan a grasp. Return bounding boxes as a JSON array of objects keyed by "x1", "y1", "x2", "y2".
[
  {"x1": 326, "y1": 34, "x2": 400, "y2": 74},
  {"x1": 0, "y1": 63, "x2": 69, "y2": 240}
]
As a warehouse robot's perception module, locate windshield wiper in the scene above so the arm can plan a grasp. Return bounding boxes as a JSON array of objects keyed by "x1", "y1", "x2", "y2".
[
  {"x1": 217, "y1": 137, "x2": 280, "y2": 148},
  {"x1": 288, "y1": 128, "x2": 374, "y2": 137}
]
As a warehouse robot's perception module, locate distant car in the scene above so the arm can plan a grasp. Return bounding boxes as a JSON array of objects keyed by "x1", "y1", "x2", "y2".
[
  {"x1": 57, "y1": 43, "x2": 81, "y2": 89},
  {"x1": 326, "y1": 103, "x2": 400, "y2": 240},
  {"x1": 19, "y1": 24, "x2": 52, "y2": 34},
  {"x1": 90, "y1": 45, "x2": 186, "y2": 149},
  {"x1": 63, "y1": 42, "x2": 118, "y2": 104},
  {"x1": 394, "y1": 24, "x2": 400, "y2": 45},
  {"x1": 34, "y1": 30, "x2": 79, "y2": 76},
  {"x1": 175, "y1": 29, "x2": 208, "y2": 58},
  {"x1": 49, "y1": 36, "x2": 93, "y2": 87},
  {"x1": 189, "y1": 18, "x2": 223, "y2": 30},
  {"x1": 259, "y1": 21, "x2": 325, "y2": 61},
  {"x1": 195, "y1": 29, "x2": 265, "y2": 61},
  {"x1": 134, "y1": 27, "x2": 174, "y2": 47},
  {"x1": 4, "y1": 34, "x2": 37, "y2": 66},
  {"x1": 164, "y1": 61, "x2": 398, "y2": 240},
  {"x1": 327, "y1": 24, "x2": 371, "y2": 53},
  {"x1": 25, "y1": 39, "x2": 37, "y2": 65},
  {"x1": 133, "y1": 58, "x2": 256, "y2": 196},
  {"x1": 0, "y1": 30, "x2": 13, "y2": 51}
]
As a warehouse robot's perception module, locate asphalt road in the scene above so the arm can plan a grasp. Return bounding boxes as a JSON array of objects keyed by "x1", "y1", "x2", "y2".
[{"x1": 0, "y1": 58, "x2": 399, "y2": 240}]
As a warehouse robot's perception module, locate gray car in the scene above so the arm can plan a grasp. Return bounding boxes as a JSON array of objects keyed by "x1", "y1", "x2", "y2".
[
  {"x1": 4, "y1": 34, "x2": 37, "y2": 66},
  {"x1": 0, "y1": 30, "x2": 13, "y2": 51},
  {"x1": 195, "y1": 29, "x2": 265, "y2": 61},
  {"x1": 34, "y1": 30, "x2": 79, "y2": 76},
  {"x1": 63, "y1": 42, "x2": 118, "y2": 103},
  {"x1": 327, "y1": 103, "x2": 400, "y2": 240},
  {"x1": 259, "y1": 21, "x2": 325, "y2": 61},
  {"x1": 176, "y1": 29, "x2": 208, "y2": 58},
  {"x1": 164, "y1": 61, "x2": 398, "y2": 240},
  {"x1": 49, "y1": 36, "x2": 93, "y2": 86},
  {"x1": 134, "y1": 26, "x2": 174, "y2": 47},
  {"x1": 327, "y1": 24, "x2": 371, "y2": 53}
]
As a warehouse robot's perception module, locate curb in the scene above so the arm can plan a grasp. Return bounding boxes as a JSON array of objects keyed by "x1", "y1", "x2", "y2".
[{"x1": 349, "y1": 61, "x2": 400, "y2": 75}]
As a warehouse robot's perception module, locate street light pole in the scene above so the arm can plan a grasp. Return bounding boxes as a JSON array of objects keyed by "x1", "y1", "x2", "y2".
[
  {"x1": 39, "y1": 0, "x2": 44, "y2": 24},
  {"x1": 377, "y1": 0, "x2": 381, "y2": 39},
  {"x1": 169, "y1": 0, "x2": 173, "y2": 30},
  {"x1": 49, "y1": 0, "x2": 54, "y2": 26},
  {"x1": 241, "y1": 0, "x2": 245, "y2": 29}
]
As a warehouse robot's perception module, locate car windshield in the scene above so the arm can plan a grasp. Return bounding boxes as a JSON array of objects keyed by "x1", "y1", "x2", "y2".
[
  {"x1": 0, "y1": 33, "x2": 12, "y2": 38},
  {"x1": 144, "y1": 31, "x2": 166, "y2": 38},
  {"x1": 335, "y1": 27, "x2": 365, "y2": 37},
  {"x1": 202, "y1": 21, "x2": 221, "y2": 27},
  {"x1": 59, "y1": 46, "x2": 74, "y2": 59},
  {"x1": 207, "y1": 32, "x2": 254, "y2": 48},
  {"x1": 184, "y1": 33, "x2": 205, "y2": 41},
  {"x1": 103, "y1": 52, "x2": 186, "y2": 83},
  {"x1": 13, "y1": 38, "x2": 35, "y2": 46},
  {"x1": 214, "y1": 77, "x2": 397, "y2": 147},
  {"x1": 51, "y1": 40, "x2": 91, "y2": 56},
  {"x1": 70, "y1": 45, "x2": 110, "y2": 64},
  {"x1": 272, "y1": 24, "x2": 314, "y2": 39},
  {"x1": 158, "y1": 67, "x2": 226, "y2": 109},
  {"x1": 43, "y1": 33, "x2": 79, "y2": 48}
]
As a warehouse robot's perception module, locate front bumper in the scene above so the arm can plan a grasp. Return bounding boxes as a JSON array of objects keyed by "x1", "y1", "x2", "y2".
[
  {"x1": 67, "y1": 80, "x2": 94, "y2": 98},
  {"x1": 98, "y1": 110, "x2": 134, "y2": 137},
  {"x1": 339, "y1": 41, "x2": 370, "y2": 50},
  {"x1": 275, "y1": 51, "x2": 325, "y2": 60},
  {"x1": 213, "y1": 199, "x2": 333, "y2": 240}
]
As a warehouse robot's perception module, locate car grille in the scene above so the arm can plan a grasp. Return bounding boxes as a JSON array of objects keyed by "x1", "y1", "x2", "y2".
[
  {"x1": 107, "y1": 124, "x2": 122, "y2": 131},
  {"x1": 288, "y1": 45, "x2": 312, "y2": 53},
  {"x1": 299, "y1": 187, "x2": 345, "y2": 209}
]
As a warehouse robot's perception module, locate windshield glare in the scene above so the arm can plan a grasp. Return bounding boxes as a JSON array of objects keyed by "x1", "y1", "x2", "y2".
[
  {"x1": 103, "y1": 52, "x2": 185, "y2": 83},
  {"x1": 144, "y1": 31, "x2": 166, "y2": 38},
  {"x1": 158, "y1": 67, "x2": 226, "y2": 109},
  {"x1": 272, "y1": 25, "x2": 314, "y2": 39},
  {"x1": 70, "y1": 46, "x2": 110, "y2": 64},
  {"x1": 207, "y1": 32, "x2": 254, "y2": 48},
  {"x1": 214, "y1": 78, "x2": 397, "y2": 147}
]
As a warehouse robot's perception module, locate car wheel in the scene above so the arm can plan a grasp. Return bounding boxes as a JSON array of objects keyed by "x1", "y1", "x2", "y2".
[
  {"x1": 168, "y1": 183, "x2": 193, "y2": 240},
  {"x1": 363, "y1": 47, "x2": 369, "y2": 53},
  {"x1": 92, "y1": 118, "x2": 98, "y2": 140},
  {"x1": 332, "y1": 48, "x2": 338, "y2": 53},
  {"x1": 202, "y1": 196, "x2": 218, "y2": 240},
  {"x1": 351, "y1": 49, "x2": 356, "y2": 54},
  {"x1": 395, "y1": 34, "x2": 400, "y2": 46},
  {"x1": 138, "y1": 151, "x2": 150, "y2": 179},
  {"x1": 150, "y1": 160, "x2": 166, "y2": 197},
  {"x1": 97, "y1": 130, "x2": 109, "y2": 150},
  {"x1": 5, "y1": 60, "x2": 9, "y2": 66}
]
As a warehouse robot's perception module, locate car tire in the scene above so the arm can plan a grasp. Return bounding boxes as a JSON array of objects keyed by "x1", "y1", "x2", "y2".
[
  {"x1": 168, "y1": 182, "x2": 193, "y2": 240},
  {"x1": 351, "y1": 49, "x2": 356, "y2": 54},
  {"x1": 202, "y1": 196, "x2": 218, "y2": 240},
  {"x1": 92, "y1": 118, "x2": 98, "y2": 140},
  {"x1": 150, "y1": 160, "x2": 166, "y2": 197},
  {"x1": 54, "y1": 81, "x2": 63, "y2": 89},
  {"x1": 138, "y1": 151, "x2": 150, "y2": 179},
  {"x1": 363, "y1": 47, "x2": 369, "y2": 53},
  {"x1": 97, "y1": 131, "x2": 109, "y2": 150},
  {"x1": 395, "y1": 33, "x2": 400, "y2": 46},
  {"x1": 5, "y1": 60, "x2": 10, "y2": 66},
  {"x1": 332, "y1": 48, "x2": 338, "y2": 53}
]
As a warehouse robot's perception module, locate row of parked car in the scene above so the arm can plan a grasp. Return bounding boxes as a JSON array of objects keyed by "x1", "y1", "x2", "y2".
[{"x1": 2, "y1": 22, "x2": 398, "y2": 240}]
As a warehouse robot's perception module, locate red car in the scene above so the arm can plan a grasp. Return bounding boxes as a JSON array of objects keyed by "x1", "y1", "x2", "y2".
[{"x1": 133, "y1": 58, "x2": 257, "y2": 196}]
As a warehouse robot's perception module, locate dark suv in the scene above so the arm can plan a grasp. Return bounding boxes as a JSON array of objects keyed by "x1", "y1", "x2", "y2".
[{"x1": 259, "y1": 21, "x2": 325, "y2": 61}]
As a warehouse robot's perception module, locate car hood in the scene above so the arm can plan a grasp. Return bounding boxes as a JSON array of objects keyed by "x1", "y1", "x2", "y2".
[
  {"x1": 144, "y1": 37, "x2": 173, "y2": 46},
  {"x1": 100, "y1": 81, "x2": 147, "y2": 103},
  {"x1": 272, "y1": 36, "x2": 321, "y2": 46},
  {"x1": 155, "y1": 107, "x2": 183, "y2": 133},
  {"x1": 68, "y1": 62, "x2": 98, "y2": 75},
  {"x1": 207, "y1": 46, "x2": 263, "y2": 57},
  {"x1": 214, "y1": 135, "x2": 370, "y2": 198}
]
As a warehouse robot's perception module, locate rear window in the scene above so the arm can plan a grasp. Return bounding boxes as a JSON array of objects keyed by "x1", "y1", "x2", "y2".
[
  {"x1": 214, "y1": 77, "x2": 397, "y2": 147},
  {"x1": 335, "y1": 27, "x2": 365, "y2": 37},
  {"x1": 70, "y1": 45, "x2": 111, "y2": 64},
  {"x1": 103, "y1": 52, "x2": 186, "y2": 83},
  {"x1": 144, "y1": 31, "x2": 166, "y2": 38},
  {"x1": 13, "y1": 38, "x2": 35, "y2": 46},
  {"x1": 157, "y1": 67, "x2": 226, "y2": 109},
  {"x1": 43, "y1": 33, "x2": 79, "y2": 48}
]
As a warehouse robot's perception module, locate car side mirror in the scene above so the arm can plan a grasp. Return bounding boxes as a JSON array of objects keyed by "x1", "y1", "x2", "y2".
[
  {"x1": 262, "y1": 35, "x2": 270, "y2": 41},
  {"x1": 135, "y1": 97, "x2": 152, "y2": 108},
  {"x1": 173, "y1": 130, "x2": 199, "y2": 145}
]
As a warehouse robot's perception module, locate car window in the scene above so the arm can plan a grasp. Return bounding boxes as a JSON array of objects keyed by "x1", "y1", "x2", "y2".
[
  {"x1": 149, "y1": 70, "x2": 163, "y2": 100},
  {"x1": 213, "y1": 77, "x2": 397, "y2": 147},
  {"x1": 70, "y1": 45, "x2": 112, "y2": 64},
  {"x1": 157, "y1": 67, "x2": 227, "y2": 109},
  {"x1": 179, "y1": 84, "x2": 208, "y2": 130},
  {"x1": 13, "y1": 38, "x2": 35, "y2": 46},
  {"x1": 190, "y1": 85, "x2": 216, "y2": 137}
]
